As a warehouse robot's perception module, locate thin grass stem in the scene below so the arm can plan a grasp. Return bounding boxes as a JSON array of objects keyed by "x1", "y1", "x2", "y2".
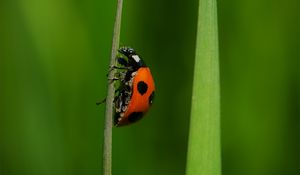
[{"x1": 102, "y1": 0, "x2": 123, "y2": 175}]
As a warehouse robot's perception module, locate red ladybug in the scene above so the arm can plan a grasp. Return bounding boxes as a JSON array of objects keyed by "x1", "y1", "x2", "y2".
[{"x1": 113, "y1": 47, "x2": 155, "y2": 126}]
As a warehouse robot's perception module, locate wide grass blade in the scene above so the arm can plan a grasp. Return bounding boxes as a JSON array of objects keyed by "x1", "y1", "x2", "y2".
[{"x1": 185, "y1": 0, "x2": 221, "y2": 174}]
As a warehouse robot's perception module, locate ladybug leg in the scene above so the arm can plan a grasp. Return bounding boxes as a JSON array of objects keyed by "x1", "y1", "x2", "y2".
[
  {"x1": 114, "y1": 71, "x2": 126, "y2": 77},
  {"x1": 109, "y1": 57, "x2": 133, "y2": 71},
  {"x1": 108, "y1": 71, "x2": 126, "y2": 83},
  {"x1": 108, "y1": 77, "x2": 119, "y2": 84},
  {"x1": 107, "y1": 57, "x2": 127, "y2": 75},
  {"x1": 107, "y1": 65, "x2": 131, "y2": 77},
  {"x1": 107, "y1": 57, "x2": 133, "y2": 75},
  {"x1": 116, "y1": 72, "x2": 127, "y2": 81},
  {"x1": 107, "y1": 66, "x2": 121, "y2": 76},
  {"x1": 108, "y1": 70, "x2": 126, "y2": 81},
  {"x1": 107, "y1": 57, "x2": 129, "y2": 72},
  {"x1": 109, "y1": 65, "x2": 128, "y2": 70},
  {"x1": 96, "y1": 98, "x2": 106, "y2": 105}
]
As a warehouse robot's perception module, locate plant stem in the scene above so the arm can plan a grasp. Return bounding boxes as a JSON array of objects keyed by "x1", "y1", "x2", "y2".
[
  {"x1": 185, "y1": 0, "x2": 221, "y2": 174},
  {"x1": 103, "y1": 0, "x2": 123, "y2": 175}
]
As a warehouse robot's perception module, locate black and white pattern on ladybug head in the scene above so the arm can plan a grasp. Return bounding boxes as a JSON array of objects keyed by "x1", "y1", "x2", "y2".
[
  {"x1": 118, "y1": 46, "x2": 147, "y2": 70},
  {"x1": 119, "y1": 47, "x2": 136, "y2": 57}
]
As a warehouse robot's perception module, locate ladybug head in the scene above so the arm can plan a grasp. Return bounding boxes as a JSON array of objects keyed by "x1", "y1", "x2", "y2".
[
  {"x1": 119, "y1": 47, "x2": 136, "y2": 57},
  {"x1": 118, "y1": 47, "x2": 146, "y2": 69}
]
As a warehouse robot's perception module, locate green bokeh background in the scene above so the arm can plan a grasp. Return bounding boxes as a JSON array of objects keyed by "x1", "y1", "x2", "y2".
[{"x1": 0, "y1": 0, "x2": 299, "y2": 175}]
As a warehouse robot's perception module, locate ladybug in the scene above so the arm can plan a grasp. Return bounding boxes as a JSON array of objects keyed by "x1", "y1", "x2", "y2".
[{"x1": 113, "y1": 47, "x2": 155, "y2": 126}]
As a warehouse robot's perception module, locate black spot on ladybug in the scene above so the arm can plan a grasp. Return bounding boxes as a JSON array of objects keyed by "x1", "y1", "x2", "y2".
[
  {"x1": 149, "y1": 91, "x2": 155, "y2": 105},
  {"x1": 128, "y1": 112, "x2": 143, "y2": 123},
  {"x1": 137, "y1": 81, "x2": 148, "y2": 95}
]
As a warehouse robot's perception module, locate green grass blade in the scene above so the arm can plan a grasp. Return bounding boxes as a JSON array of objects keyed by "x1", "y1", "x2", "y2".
[
  {"x1": 185, "y1": 0, "x2": 221, "y2": 174},
  {"x1": 103, "y1": 0, "x2": 123, "y2": 175}
]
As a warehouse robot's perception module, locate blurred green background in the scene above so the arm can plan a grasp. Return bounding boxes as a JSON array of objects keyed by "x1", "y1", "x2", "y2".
[{"x1": 0, "y1": 0, "x2": 299, "y2": 175}]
